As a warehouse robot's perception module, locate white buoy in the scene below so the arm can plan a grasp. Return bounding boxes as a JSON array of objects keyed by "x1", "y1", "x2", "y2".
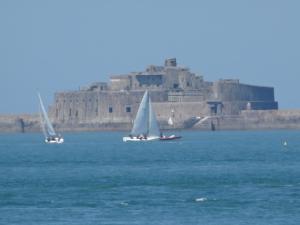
[{"x1": 283, "y1": 141, "x2": 288, "y2": 146}]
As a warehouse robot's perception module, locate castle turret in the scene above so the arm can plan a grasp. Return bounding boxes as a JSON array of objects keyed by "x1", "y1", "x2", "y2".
[{"x1": 164, "y1": 58, "x2": 177, "y2": 67}]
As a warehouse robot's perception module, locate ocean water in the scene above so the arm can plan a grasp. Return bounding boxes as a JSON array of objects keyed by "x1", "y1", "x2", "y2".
[{"x1": 0, "y1": 130, "x2": 299, "y2": 225}]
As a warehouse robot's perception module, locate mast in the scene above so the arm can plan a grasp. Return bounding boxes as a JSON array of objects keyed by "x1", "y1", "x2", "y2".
[
  {"x1": 37, "y1": 93, "x2": 56, "y2": 137},
  {"x1": 39, "y1": 104, "x2": 47, "y2": 138},
  {"x1": 146, "y1": 92, "x2": 150, "y2": 135}
]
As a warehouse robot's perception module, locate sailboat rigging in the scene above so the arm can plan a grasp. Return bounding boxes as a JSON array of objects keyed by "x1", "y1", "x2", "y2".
[
  {"x1": 159, "y1": 108, "x2": 181, "y2": 141},
  {"x1": 123, "y1": 91, "x2": 160, "y2": 142},
  {"x1": 38, "y1": 93, "x2": 64, "y2": 144}
]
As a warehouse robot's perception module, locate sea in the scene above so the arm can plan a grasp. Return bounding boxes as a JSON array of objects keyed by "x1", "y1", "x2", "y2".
[{"x1": 0, "y1": 130, "x2": 299, "y2": 225}]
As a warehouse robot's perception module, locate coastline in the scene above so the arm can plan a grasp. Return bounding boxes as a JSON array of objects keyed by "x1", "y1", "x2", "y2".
[{"x1": 1, "y1": 109, "x2": 300, "y2": 133}]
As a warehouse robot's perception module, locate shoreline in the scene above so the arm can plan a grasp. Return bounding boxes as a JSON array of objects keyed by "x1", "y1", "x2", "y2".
[{"x1": 1, "y1": 109, "x2": 300, "y2": 133}]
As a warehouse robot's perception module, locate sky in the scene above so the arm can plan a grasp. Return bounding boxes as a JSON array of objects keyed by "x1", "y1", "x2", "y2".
[{"x1": 0, "y1": 0, "x2": 299, "y2": 113}]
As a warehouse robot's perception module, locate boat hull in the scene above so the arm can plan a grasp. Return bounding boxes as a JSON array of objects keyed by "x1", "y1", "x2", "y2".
[
  {"x1": 159, "y1": 135, "x2": 181, "y2": 141},
  {"x1": 45, "y1": 138, "x2": 64, "y2": 144},
  {"x1": 123, "y1": 136, "x2": 160, "y2": 142}
]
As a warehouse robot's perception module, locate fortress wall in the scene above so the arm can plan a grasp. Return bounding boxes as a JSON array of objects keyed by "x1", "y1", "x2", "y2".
[
  {"x1": 0, "y1": 114, "x2": 39, "y2": 132},
  {"x1": 167, "y1": 90, "x2": 206, "y2": 102},
  {"x1": 221, "y1": 101, "x2": 278, "y2": 115},
  {"x1": 164, "y1": 67, "x2": 180, "y2": 89},
  {"x1": 110, "y1": 75, "x2": 131, "y2": 91},
  {"x1": 153, "y1": 101, "x2": 209, "y2": 124},
  {"x1": 248, "y1": 101, "x2": 278, "y2": 110},
  {"x1": 51, "y1": 91, "x2": 136, "y2": 124},
  {"x1": 97, "y1": 92, "x2": 138, "y2": 123},
  {"x1": 192, "y1": 110, "x2": 300, "y2": 130},
  {"x1": 50, "y1": 90, "x2": 168, "y2": 124},
  {"x1": 237, "y1": 110, "x2": 300, "y2": 129},
  {"x1": 0, "y1": 114, "x2": 37, "y2": 123},
  {"x1": 222, "y1": 101, "x2": 246, "y2": 115},
  {"x1": 2, "y1": 110, "x2": 300, "y2": 133},
  {"x1": 241, "y1": 110, "x2": 300, "y2": 121},
  {"x1": 214, "y1": 82, "x2": 275, "y2": 102}
]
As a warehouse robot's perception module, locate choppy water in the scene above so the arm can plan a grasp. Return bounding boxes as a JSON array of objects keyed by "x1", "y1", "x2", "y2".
[{"x1": 0, "y1": 131, "x2": 299, "y2": 225}]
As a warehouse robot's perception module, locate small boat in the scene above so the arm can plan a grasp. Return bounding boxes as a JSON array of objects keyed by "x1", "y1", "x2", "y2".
[
  {"x1": 160, "y1": 109, "x2": 182, "y2": 141},
  {"x1": 38, "y1": 93, "x2": 64, "y2": 144},
  {"x1": 168, "y1": 116, "x2": 174, "y2": 126},
  {"x1": 123, "y1": 91, "x2": 160, "y2": 142},
  {"x1": 159, "y1": 134, "x2": 181, "y2": 141}
]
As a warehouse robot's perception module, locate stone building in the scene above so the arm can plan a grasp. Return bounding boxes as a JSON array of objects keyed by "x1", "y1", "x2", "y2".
[{"x1": 49, "y1": 58, "x2": 278, "y2": 130}]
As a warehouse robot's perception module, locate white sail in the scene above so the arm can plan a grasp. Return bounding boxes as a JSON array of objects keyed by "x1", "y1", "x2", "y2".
[
  {"x1": 128, "y1": 90, "x2": 160, "y2": 139},
  {"x1": 168, "y1": 116, "x2": 174, "y2": 126},
  {"x1": 39, "y1": 104, "x2": 47, "y2": 138},
  {"x1": 148, "y1": 98, "x2": 160, "y2": 137},
  {"x1": 131, "y1": 91, "x2": 150, "y2": 136},
  {"x1": 38, "y1": 93, "x2": 56, "y2": 137}
]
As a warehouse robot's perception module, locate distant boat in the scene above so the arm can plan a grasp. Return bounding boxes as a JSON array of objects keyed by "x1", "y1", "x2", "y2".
[
  {"x1": 168, "y1": 116, "x2": 174, "y2": 126},
  {"x1": 123, "y1": 91, "x2": 160, "y2": 142},
  {"x1": 159, "y1": 134, "x2": 181, "y2": 141},
  {"x1": 160, "y1": 109, "x2": 181, "y2": 141},
  {"x1": 38, "y1": 93, "x2": 64, "y2": 144}
]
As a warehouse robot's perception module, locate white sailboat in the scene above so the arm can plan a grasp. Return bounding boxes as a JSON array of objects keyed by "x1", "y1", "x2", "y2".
[
  {"x1": 168, "y1": 116, "x2": 174, "y2": 126},
  {"x1": 159, "y1": 109, "x2": 182, "y2": 141},
  {"x1": 123, "y1": 91, "x2": 160, "y2": 142},
  {"x1": 38, "y1": 93, "x2": 64, "y2": 144}
]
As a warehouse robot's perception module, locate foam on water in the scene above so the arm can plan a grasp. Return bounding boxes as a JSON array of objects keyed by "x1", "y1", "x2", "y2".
[{"x1": 195, "y1": 197, "x2": 207, "y2": 202}]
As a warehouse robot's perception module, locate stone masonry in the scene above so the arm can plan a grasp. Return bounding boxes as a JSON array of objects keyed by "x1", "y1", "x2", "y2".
[{"x1": 48, "y1": 58, "x2": 278, "y2": 130}]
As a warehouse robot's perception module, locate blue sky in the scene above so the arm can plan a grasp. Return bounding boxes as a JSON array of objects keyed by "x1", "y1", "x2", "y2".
[{"x1": 0, "y1": 0, "x2": 299, "y2": 113}]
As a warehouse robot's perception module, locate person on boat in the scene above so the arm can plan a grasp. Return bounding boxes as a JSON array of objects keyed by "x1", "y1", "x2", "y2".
[
  {"x1": 160, "y1": 132, "x2": 166, "y2": 138},
  {"x1": 129, "y1": 134, "x2": 133, "y2": 139}
]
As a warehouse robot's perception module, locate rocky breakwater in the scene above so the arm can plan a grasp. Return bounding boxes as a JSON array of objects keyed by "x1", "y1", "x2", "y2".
[
  {"x1": 192, "y1": 110, "x2": 300, "y2": 130},
  {"x1": 0, "y1": 114, "x2": 40, "y2": 133}
]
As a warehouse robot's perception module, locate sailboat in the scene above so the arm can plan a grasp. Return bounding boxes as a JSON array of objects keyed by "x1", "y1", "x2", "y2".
[
  {"x1": 168, "y1": 116, "x2": 174, "y2": 126},
  {"x1": 159, "y1": 109, "x2": 181, "y2": 141},
  {"x1": 123, "y1": 91, "x2": 160, "y2": 142},
  {"x1": 38, "y1": 93, "x2": 64, "y2": 144}
]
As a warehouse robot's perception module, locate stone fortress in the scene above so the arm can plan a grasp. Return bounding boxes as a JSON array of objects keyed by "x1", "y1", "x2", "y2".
[
  {"x1": 3, "y1": 57, "x2": 300, "y2": 133},
  {"x1": 48, "y1": 58, "x2": 279, "y2": 131}
]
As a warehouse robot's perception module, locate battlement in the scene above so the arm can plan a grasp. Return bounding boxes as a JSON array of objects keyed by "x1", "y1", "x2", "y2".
[{"x1": 108, "y1": 58, "x2": 203, "y2": 91}]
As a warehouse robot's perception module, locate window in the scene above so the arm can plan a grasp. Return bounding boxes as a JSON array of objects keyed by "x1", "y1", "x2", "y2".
[
  {"x1": 69, "y1": 109, "x2": 72, "y2": 117},
  {"x1": 109, "y1": 107, "x2": 113, "y2": 113},
  {"x1": 173, "y1": 83, "x2": 179, "y2": 89},
  {"x1": 126, "y1": 106, "x2": 131, "y2": 113},
  {"x1": 75, "y1": 110, "x2": 78, "y2": 117}
]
